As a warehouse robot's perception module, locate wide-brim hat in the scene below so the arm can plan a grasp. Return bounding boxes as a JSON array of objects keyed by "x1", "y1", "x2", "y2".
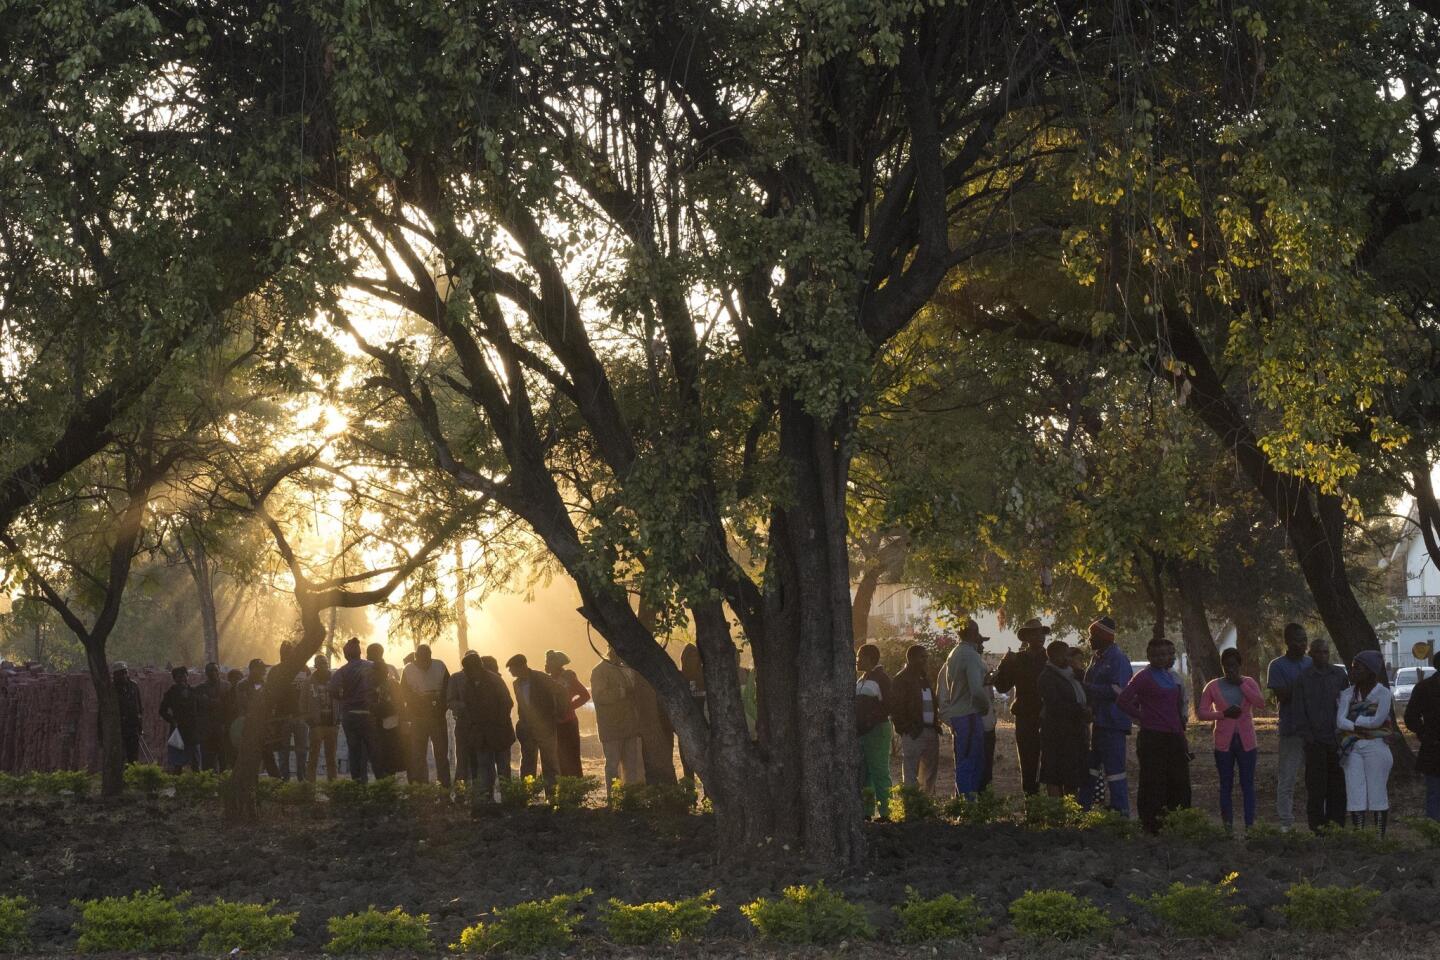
[{"x1": 1017, "y1": 618, "x2": 1051, "y2": 637}]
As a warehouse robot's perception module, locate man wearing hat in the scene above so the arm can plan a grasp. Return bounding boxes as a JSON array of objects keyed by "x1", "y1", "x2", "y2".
[
  {"x1": 109, "y1": 662, "x2": 144, "y2": 764},
  {"x1": 937, "y1": 618, "x2": 992, "y2": 798},
  {"x1": 993, "y1": 618, "x2": 1051, "y2": 796},
  {"x1": 544, "y1": 649, "x2": 590, "y2": 778},
  {"x1": 1081, "y1": 616, "x2": 1133, "y2": 814}
]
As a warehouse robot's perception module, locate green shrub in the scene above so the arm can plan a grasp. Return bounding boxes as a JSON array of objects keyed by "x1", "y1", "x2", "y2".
[
  {"x1": 365, "y1": 777, "x2": 405, "y2": 809},
  {"x1": 741, "y1": 882, "x2": 874, "y2": 944},
  {"x1": 943, "y1": 790, "x2": 1010, "y2": 825},
  {"x1": 1315, "y1": 822, "x2": 1403, "y2": 854},
  {"x1": 600, "y1": 891, "x2": 717, "y2": 945},
  {"x1": 28, "y1": 770, "x2": 93, "y2": 797},
  {"x1": 552, "y1": 776, "x2": 600, "y2": 811},
  {"x1": 1243, "y1": 822, "x2": 1311, "y2": 851},
  {"x1": 73, "y1": 888, "x2": 190, "y2": 953},
  {"x1": 453, "y1": 890, "x2": 591, "y2": 953},
  {"x1": 607, "y1": 778, "x2": 697, "y2": 815},
  {"x1": 1020, "y1": 794, "x2": 1082, "y2": 830},
  {"x1": 1133, "y1": 873, "x2": 1243, "y2": 938},
  {"x1": 1078, "y1": 808, "x2": 1140, "y2": 838},
  {"x1": 887, "y1": 785, "x2": 938, "y2": 822},
  {"x1": 172, "y1": 770, "x2": 219, "y2": 801},
  {"x1": 123, "y1": 764, "x2": 170, "y2": 797},
  {"x1": 324, "y1": 906, "x2": 432, "y2": 954},
  {"x1": 1406, "y1": 817, "x2": 1440, "y2": 848},
  {"x1": 188, "y1": 899, "x2": 298, "y2": 953},
  {"x1": 0, "y1": 895, "x2": 36, "y2": 951},
  {"x1": 274, "y1": 780, "x2": 316, "y2": 805},
  {"x1": 325, "y1": 778, "x2": 368, "y2": 807},
  {"x1": 1008, "y1": 890, "x2": 1115, "y2": 940},
  {"x1": 1279, "y1": 883, "x2": 1380, "y2": 933},
  {"x1": 498, "y1": 775, "x2": 545, "y2": 810},
  {"x1": 1159, "y1": 807, "x2": 1227, "y2": 844},
  {"x1": 406, "y1": 781, "x2": 451, "y2": 806},
  {"x1": 894, "y1": 888, "x2": 990, "y2": 943}
]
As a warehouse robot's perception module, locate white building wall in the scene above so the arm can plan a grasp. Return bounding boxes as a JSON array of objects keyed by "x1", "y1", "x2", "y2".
[{"x1": 1404, "y1": 535, "x2": 1440, "y2": 597}]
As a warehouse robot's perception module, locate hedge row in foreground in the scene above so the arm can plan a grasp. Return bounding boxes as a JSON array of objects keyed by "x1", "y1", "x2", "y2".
[{"x1": 0, "y1": 878, "x2": 1388, "y2": 953}]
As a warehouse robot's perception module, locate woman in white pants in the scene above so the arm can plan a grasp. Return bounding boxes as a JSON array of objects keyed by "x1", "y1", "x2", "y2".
[{"x1": 1336, "y1": 649, "x2": 1394, "y2": 835}]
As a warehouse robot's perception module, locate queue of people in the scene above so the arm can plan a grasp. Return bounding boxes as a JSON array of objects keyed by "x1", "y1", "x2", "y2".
[
  {"x1": 141, "y1": 637, "x2": 683, "y2": 815},
  {"x1": 858, "y1": 617, "x2": 1440, "y2": 832}
]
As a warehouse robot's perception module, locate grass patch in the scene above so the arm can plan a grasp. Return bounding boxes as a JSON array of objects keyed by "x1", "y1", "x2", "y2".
[{"x1": 742, "y1": 882, "x2": 874, "y2": 944}]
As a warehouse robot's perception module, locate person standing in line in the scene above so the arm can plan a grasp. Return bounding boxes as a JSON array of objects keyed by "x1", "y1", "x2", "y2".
[
  {"x1": 1266, "y1": 622, "x2": 1312, "y2": 831},
  {"x1": 366, "y1": 643, "x2": 403, "y2": 778},
  {"x1": 979, "y1": 658, "x2": 999, "y2": 793},
  {"x1": 221, "y1": 668, "x2": 244, "y2": 771},
  {"x1": 508, "y1": 653, "x2": 566, "y2": 794},
  {"x1": 402, "y1": 644, "x2": 452, "y2": 786},
  {"x1": 1197, "y1": 647, "x2": 1265, "y2": 834},
  {"x1": 937, "y1": 619, "x2": 990, "y2": 799},
  {"x1": 330, "y1": 638, "x2": 376, "y2": 782},
  {"x1": 1292, "y1": 638, "x2": 1350, "y2": 831},
  {"x1": 590, "y1": 648, "x2": 646, "y2": 798},
  {"x1": 271, "y1": 641, "x2": 310, "y2": 781},
  {"x1": 236, "y1": 658, "x2": 283, "y2": 778},
  {"x1": 1117, "y1": 635, "x2": 1191, "y2": 834},
  {"x1": 195, "y1": 662, "x2": 227, "y2": 772},
  {"x1": 159, "y1": 666, "x2": 201, "y2": 772},
  {"x1": 307, "y1": 655, "x2": 340, "y2": 781},
  {"x1": 679, "y1": 643, "x2": 706, "y2": 780},
  {"x1": 1037, "y1": 640, "x2": 1090, "y2": 797},
  {"x1": 544, "y1": 650, "x2": 589, "y2": 778},
  {"x1": 1080, "y1": 617, "x2": 1133, "y2": 814},
  {"x1": 479, "y1": 655, "x2": 512, "y2": 783},
  {"x1": 453, "y1": 651, "x2": 515, "y2": 813},
  {"x1": 631, "y1": 668, "x2": 678, "y2": 785},
  {"x1": 854, "y1": 643, "x2": 893, "y2": 819},
  {"x1": 890, "y1": 644, "x2": 940, "y2": 794},
  {"x1": 1403, "y1": 651, "x2": 1440, "y2": 821},
  {"x1": 109, "y1": 662, "x2": 144, "y2": 764},
  {"x1": 1337, "y1": 649, "x2": 1396, "y2": 835},
  {"x1": 992, "y1": 619, "x2": 1050, "y2": 795}
]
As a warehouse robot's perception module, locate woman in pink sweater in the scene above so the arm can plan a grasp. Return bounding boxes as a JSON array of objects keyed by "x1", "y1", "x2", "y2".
[{"x1": 1198, "y1": 648, "x2": 1267, "y2": 832}]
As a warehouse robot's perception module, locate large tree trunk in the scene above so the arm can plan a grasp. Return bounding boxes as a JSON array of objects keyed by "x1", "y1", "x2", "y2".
[
  {"x1": 851, "y1": 563, "x2": 882, "y2": 645},
  {"x1": 83, "y1": 641, "x2": 125, "y2": 797},
  {"x1": 454, "y1": 541, "x2": 469, "y2": 657},
  {"x1": 185, "y1": 537, "x2": 222, "y2": 666},
  {"x1": 1234, "y1": 610, "x2": 1263, "y2": 682},
  {"x1": 1170, "y1": 561, "x2": 1222, "y2": 713}
]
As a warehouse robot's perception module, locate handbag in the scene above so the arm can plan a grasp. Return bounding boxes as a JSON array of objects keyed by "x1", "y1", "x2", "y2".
[{"x1": 167, "y1": 728, "x2": 185, "y2": 750}]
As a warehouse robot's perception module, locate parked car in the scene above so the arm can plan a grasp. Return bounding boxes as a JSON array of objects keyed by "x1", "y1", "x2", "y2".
[{"x1": 1394, "y1": 666, "x2": 1434, "y2": 708}]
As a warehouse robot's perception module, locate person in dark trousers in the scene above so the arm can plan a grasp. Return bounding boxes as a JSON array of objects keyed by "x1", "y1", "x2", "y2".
[
  {"x1": 1037, "y1": 640, "x2": 1089, "y2": 797},
  {"x1": 1080, "y1": 617, "x2": 1133, "y2": 814},
  {"x1": 108, "y1": 662, "x2": 144, "y2": 764},
  {"x1": 235, "y1": 659, "x2": 283, "y2": 778},
  {"x1": 545, "y1": 650, "x2": 590, "y2": 778},
  {"x1": 367, "y1": 643, "x2": 403, "y2": 778},
  {"x1": 159, "y1": 666, "x2": 201, "y2": 772},
  {"x1": 1266, "y1": 623, "x2": 1312, "y2": 831},
  {"x1": 195, "y1": 662, "x2": 227, "y2": 772},
  {"x1": 402, "y1": 643, "x2": 451, "y2": 786},
  {"x1": 1403, "y1": 650, "x2": 1440, "y2": 821},
  {"x1": 222, "y1": 668, "x2": 244, "y2": 770},
  {"x1": 330, "y1": 638, "x2": 377, "y2": 782},
  {"x1": 508, "y1": 653, "x2": 567, "y2": 795},
  {"x1": 307, "y1": 655, "x2": 339, "y2": 781},
  {"x1": 1118, "y1": 636, "x2": 1191, "y2": 834},
  {"x1": 855, "y1": 642, "x2": 893, "y2": 818},
  {"x1": 452, "y1": 651, "x2": 516, "y2": 813},
  {"x1": 272, "y1": 641, "x2": 309, "y2": 781},
  {"x1": 479, "y1": 655, "x2": 512, "y2": 783},
  {"x1": 993, "y1": 618, "x2": 1050, "y2": 795},
  {"x1": 890, "y1": 644, "x2": 940, "y2": 794},
  {"x1": 1291, "y1": 638, "x2": 1350, "y2": 831}
]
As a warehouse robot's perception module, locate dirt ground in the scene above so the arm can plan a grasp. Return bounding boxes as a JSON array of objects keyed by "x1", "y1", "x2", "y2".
[{"x1": 2, "y1": 722, "x2": 1436, "y2": 956}]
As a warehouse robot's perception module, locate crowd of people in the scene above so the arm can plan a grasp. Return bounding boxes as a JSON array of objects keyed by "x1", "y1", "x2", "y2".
[
  {"x1": 856, "y1": 617, "x2": 1440, "y2": 834},
  {"x1": 120, "y1": 639, "x2": 713, "y2": 813}
]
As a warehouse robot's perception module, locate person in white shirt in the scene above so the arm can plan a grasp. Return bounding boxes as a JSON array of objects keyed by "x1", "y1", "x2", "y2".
[
  {"x1": 1336, "y1": 649, "x2": 1395, "y2": 835},
  {"x1": 401, "y1": 644, "x2": 451, "y2": 786}
]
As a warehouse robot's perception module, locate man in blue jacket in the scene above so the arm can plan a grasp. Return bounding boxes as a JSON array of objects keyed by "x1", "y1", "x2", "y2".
[{"x1": 1081, "y1": 616, "x2": 1133, "y2": 814}]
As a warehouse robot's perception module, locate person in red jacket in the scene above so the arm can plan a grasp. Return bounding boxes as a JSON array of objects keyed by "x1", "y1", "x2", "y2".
[{"x1": 545, "y1": 650, "x2": 590, "y2": 777}]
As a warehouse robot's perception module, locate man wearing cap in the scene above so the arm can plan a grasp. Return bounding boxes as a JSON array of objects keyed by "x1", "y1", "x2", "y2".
[
  {"x1": 993, "y1": 618, "x2": 1051, "y2": 795},
  {"x1": 508, "y1": 653, "x2": 567, "y2": 795},
  {"x1": 937, "y1": 619, "x2": 991, "y2": 798},
  {"x1": 109, "y1": 662, "x2": 144, "y2": 764},
  {"x1": 544, "y1": 650, "x2": 590, "y2": 778},
  {"x1": 1081, "y1": 616, "x2": 1133, "y2": 814}
]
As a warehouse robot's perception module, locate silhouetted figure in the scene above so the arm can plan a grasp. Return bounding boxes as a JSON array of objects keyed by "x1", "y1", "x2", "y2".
[
  {"x1": 195, "y1": 662, "x2": 227, "y2": 772},
  {"x1": 1403, "y1": 651, "x2": 1440, "y2": 822},
  {"x1": 591, "y1": 648, "x2": 644, "y2": 798},
  {"x1": 453, "y1": 651, "x2": 515, "y2": 812},
  {"x1": 402, "y1": 643, "x2": 451, "y2": 786},
  {"x1": 159, "y1": 666, "x2": 201, "y2": 772},
  {"x1": 109, "y1": 662, "x2": 143, "y2": 764},
  {"x1": 993, "y1": 618, "x2": 1050, "y2": 795},
  {"x1": 330, "y1": 638, "x2": 377, "y2": 782},
  {"x1": 367, "y1": 642, "x2": 403, "y2": 778},
  {"x1": 545, "y1": 650, "x2": 589, "y2": 778},
  {"x1": 507, "y1": 653, "x2": 565, "y2": 794},
  {"x1": 308, "y1": 655, "x2": 339, "y2": 781},
  {"x1": 1038, "y1": 641, "x2": 1088, "y2": 797}
]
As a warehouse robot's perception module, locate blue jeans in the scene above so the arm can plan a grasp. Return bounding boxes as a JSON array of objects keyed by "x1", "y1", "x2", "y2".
[
  {"x1": 1215, "y1": 733, "x2": 1257, "y2": 827},
  {"x1": 949, "y1": 714, "x2": 985, "y2": 797},
  {"x1": 1427, "y1": 774, "x2": 1440, "y2": 821},
  {"x1": 1082, "y1": 726, "x2": 1130, "y2": 814},
  {"x1": 341, "y1": 711, "x2": 376, "y2": 783}
]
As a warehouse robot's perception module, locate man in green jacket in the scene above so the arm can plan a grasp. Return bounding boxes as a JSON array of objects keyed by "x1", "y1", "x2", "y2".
[{"x1": 937, "y1": 619, "x2": 991, "y2": 798}]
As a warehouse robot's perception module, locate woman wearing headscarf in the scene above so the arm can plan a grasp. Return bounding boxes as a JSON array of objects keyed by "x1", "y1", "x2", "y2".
[{"x1": 1336, "y1": 649, "x2": 1396, "y2": 835}]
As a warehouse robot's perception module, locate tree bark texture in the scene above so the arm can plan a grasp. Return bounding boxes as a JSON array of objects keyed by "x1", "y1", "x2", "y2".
[{"x1": 1170, "y1": 560, "x2": 1223, "y2": 712}]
